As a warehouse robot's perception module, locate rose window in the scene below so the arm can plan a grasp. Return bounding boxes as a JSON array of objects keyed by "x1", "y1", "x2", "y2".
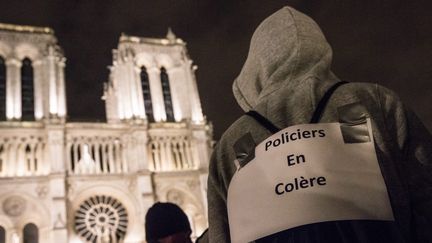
[{"x1": 74, "y1": 195, "x2": 128, "y2": 242}]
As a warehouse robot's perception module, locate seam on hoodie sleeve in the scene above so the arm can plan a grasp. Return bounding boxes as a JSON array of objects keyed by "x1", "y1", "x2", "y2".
[
  {"x1": 284, "y1": 7, "x2": 301, "y2": 87},
  {"x1": 376, "y1": 83, "x2": 397, "y2": 146}
]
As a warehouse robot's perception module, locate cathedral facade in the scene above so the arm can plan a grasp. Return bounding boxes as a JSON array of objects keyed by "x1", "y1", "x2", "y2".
[{"x1": 0, "y1": 23, "x2": 212, "y2": 243}]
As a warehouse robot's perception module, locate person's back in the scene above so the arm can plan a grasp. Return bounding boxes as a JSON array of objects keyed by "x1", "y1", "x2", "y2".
[{"x1": 207, "y1": 6, "x2": 432, "y2": 243}]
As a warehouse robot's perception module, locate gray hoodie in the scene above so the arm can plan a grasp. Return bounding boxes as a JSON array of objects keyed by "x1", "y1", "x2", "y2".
[{"x1": 208, "y1": 6, "x2": 432, "y2": 243}]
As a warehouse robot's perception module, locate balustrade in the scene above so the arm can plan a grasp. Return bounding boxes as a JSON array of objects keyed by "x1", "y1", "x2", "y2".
[
  {"x1": 0, "y1": 130, "x2": 47, "y2": 177},
  {"x1": 0, "y1": 124, "x2": 203, "y2": 177},
  {"x1": 66, "y1": 134, "x2": 127, "y2": 175},
  {"x1": 148, "y1": 134, "x2": 195, "y2": 171}
]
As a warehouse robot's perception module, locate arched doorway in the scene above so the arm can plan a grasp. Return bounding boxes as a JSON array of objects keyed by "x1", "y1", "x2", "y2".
[
  {"x1": 23, "y1": 223, "x2": 38, "y2": 243},
  {"x1": 0, "y1": 225, "x2": 5, "y2": 243}
]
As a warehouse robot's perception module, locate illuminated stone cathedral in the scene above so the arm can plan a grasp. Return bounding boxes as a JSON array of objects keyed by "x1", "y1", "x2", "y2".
[{"x1": 0, "y1": 23, "x2": 212, "y2": 243}]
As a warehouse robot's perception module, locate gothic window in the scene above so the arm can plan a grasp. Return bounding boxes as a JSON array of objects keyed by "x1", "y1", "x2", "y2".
[
  {"x1": 0, "y1": 225, "x2": 4, "y2": 243},
  {"x1": 98, "y1": 145, "x2": 104, "y2": 171},
  {"x1": 23, "y1": 223, "x2": 38, "y2": 243},
  {"x1": 105, "y1": 145, "x2": 111, "y2": 172},
  {"x1": 75, "y1": 195, "x2": 128, "y2": 242},
  {"x1": 25, "y1": 145, "x2": 31, "y2": 171},
  {"x1": 70, "y1": 145, "x2": 75, "y2": 171},
  {"x1": 160, "y1": 67, "x2": 174, "y2": 122},
  {"x1": 0, "y1": 57, "x2": 6, "y2": 121},
  {"x1": 21, "y1": 58, "x2": 34, "y2": 121},
  {"x1": 77, "y1": 144, "x2": 82, "y2": 162},
  {"x1": 140, "y1": 66, "x2": 154, "y2": 122}
]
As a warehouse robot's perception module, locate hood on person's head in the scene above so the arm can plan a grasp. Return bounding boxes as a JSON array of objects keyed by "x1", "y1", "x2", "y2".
[{"x1": 233, "y1": 6, "x2": 338, "y2": 112}]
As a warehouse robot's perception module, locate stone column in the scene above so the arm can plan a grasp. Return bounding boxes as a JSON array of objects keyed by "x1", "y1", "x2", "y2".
[
  {"x1": 134, "y1": 66, "x2": 146, "y2": 120},
  {"x1": 159, "y1": 137, "x2": 167, "y2": 171},
  {"x1": 192, "y1": 128, "x2": 211, "y2": 170},
  {"x1": 6, "y1": 58, "x2": 21, "y2": 120},
  {"x1": 147, "y1": 67, "x2": 165, "y2": 122},
  {"x1": 165, "y1": 137, "x2": 174, "y2": 170},
  {"x1": 185, "y1": 61, "x2": 204, "y2": 124},
  {"x1": 50, "y1": 173, "x2": 68, "y2": 242},
  {"x1": 190, "y1": 126, "x2": 212, "y2": 219},
  {"x1": 46, "y1": 125, "x2": 65, "y2": 173},
  {"x1": 116, "y1": 63, "x2": 133, "y2": 119},
  {"x1": 199, "y1": 172, "x2": 209, "y2": 218},
  {"x1": 47, "y1": 46, "x2": 58, "y2": 118},
  {"x1": 10, "y1": 231, "x2": 19, "y2": 243},
  {"x1": 131, "y1": 127, "x2": 149, "y2": 172},
  {"x1": 126, "y1": 61, "x2": 140, "y2": 119},
  {"x1": 33, "y1": 59, "x2": 44, "y2": 120},
  {"x1": 6, "y1": 139, "x2": 17, "y2": 176},
  {"x1": 167, "y1": 66, "x2": 183, "y2": 122},
  {"x1": 57, "y1": 57, "x2": 66, "y2": 119},
  {"x1": 121, "y1": 133, "x2": 135, "y2": 172},
  {"x1": 105, "y1": 66, "x2": 122, "y2": 122}
]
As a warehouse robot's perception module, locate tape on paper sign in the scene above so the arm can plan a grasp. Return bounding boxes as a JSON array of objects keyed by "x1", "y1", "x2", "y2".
[{"x1": 227, "y1": 119, "x2": 394, "y2": 243}]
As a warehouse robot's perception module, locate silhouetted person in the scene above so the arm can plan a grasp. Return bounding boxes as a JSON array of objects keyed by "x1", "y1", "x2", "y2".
[{"x1": 145, "y1": 202, "x2": 192, "y2": 243}]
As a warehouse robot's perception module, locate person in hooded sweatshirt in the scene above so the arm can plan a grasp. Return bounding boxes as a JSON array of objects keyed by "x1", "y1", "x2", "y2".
[{"x1": 207, "y1": 6, "x2": 432, "y2": 243}]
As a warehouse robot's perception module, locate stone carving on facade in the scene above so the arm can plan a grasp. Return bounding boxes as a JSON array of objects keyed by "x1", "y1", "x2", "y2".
[
  {"x1": 148, "y1": 134, "x2": 195, "y2": 171},
  {"x1": 0, "y1": 33, "x2": 55, "y2": 51},
  {"x1": 67, "y1": 135, "x2": 127, "y2": 175},
  {"x1": 166, "y1": 189, "x2": 184, "y2": 206},
  {"x1": 186, "y1": 179, "x2": 198, "y2": 191},
  {"x1": 67, "y1": 181, "x2": 76, "y2": 200},
  {"x1": 36, "y1": 184, "x2": 49, "y2": 198},
  {"x1": 2, "y1": 195, "x2": 26, "y2": 217},
  {"x1": 128, "y1": 177, "x2": 137, "y2": 191},
  {"x1": 54, "y1": 213, "x2": 66, "y2": 229},
  {"x1": 0, "y1": 134, "x2": 47, "y2": 176},
  {"x1": 11, "y1": 232, "x2": 20, "y2": 243},
  {"x1": 48, "y1": 130, "x2": 64, "y2": 145},
  {"x1": 75, "y1": 195, "x2": 128, "y2": 242}
]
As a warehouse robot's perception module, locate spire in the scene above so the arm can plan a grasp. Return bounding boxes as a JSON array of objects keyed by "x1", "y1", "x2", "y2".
[{"x1": 166, "y1": 27, "x2": 176, "y2": 43}]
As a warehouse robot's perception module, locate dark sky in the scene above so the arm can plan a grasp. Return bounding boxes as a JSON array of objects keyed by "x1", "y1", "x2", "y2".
[{"x1": 0, "y1": 1, "x2": 431, "y2": 139}]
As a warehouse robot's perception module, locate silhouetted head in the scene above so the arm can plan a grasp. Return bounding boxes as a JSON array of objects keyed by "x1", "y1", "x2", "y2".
[{"x1": 145, "y1": 202, "x2": 192, "y2": 243}]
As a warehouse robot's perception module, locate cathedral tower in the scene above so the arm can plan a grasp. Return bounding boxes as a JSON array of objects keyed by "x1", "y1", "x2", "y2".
[
  {"x1": 0, "y1": 23, "x2": 66, "y2": 122},
  {"x1": 104, "y1": 29, "x2": 204, "y2": 125},
  {"x1": 0, "y1": 23, "x2": 68, "y2": 243},
  {"x1": 101, "y1": 29, "x2": 211, "y2": 239}
]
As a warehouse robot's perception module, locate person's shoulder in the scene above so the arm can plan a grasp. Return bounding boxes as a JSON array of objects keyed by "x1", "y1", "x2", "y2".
[
  {"x1": 216, "y1": 114, "x2": 271, "y2": 152},
  {"x1": 339, "y1": 81, "x2": 379, "y2": 95},
  {"x1": 334, "y1": 82, "x2": 403, "y2": 107},
  {"x1": 335, "y1": 82, "x2": 405, "y2": 123},
  {"x1": 218, "y1": 115, "x2": 255, "y2": 147},
  {"x1": 341, "y1": 82, "x2": 398, "y2": 97}
]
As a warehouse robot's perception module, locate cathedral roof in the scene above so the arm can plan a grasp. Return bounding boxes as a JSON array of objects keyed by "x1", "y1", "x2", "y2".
[
  {"x1": 119, "y1": 31, "x2": 185, "y2": 46},
  {"x1": 0, "y1": 22, "x2": 54, "y2": 34}
]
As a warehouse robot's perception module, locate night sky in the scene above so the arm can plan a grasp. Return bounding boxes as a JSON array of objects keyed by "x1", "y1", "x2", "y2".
[{"x1": 0, "y1": 1, "x2": 431, "y2": 139}]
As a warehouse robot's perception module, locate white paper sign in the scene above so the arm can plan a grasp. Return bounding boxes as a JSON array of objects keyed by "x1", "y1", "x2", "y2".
[{"x1": 227, "y1": 120, "x2": 394, "y2": 243}]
